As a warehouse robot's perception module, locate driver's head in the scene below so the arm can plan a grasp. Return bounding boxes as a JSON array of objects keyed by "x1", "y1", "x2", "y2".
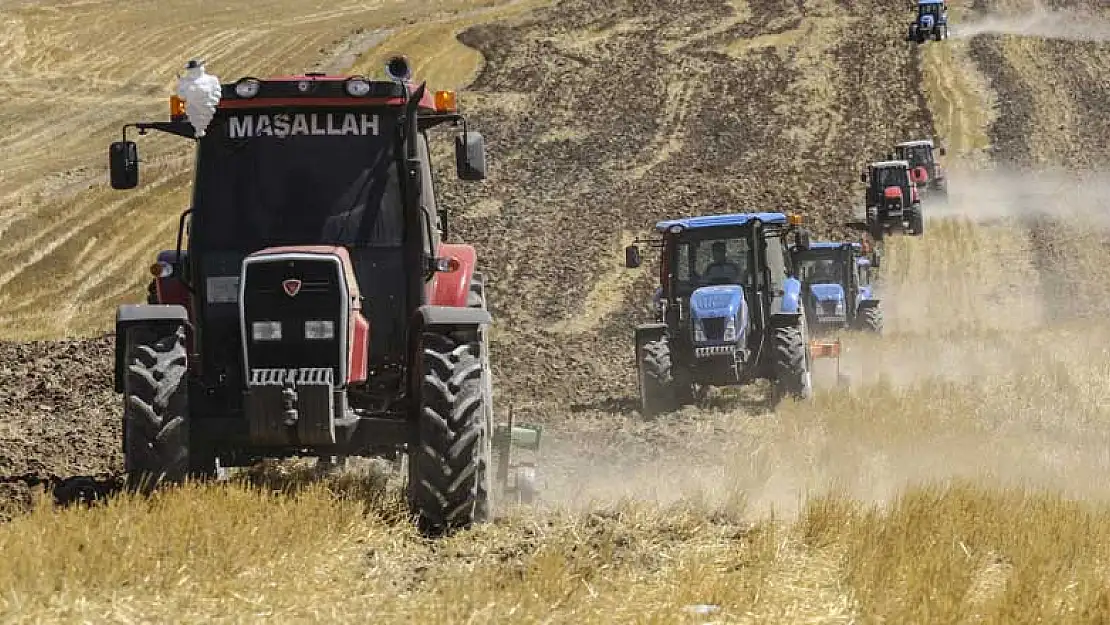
[{"x1": 711, "y1": 241, "x2": 727, "y2": 263}]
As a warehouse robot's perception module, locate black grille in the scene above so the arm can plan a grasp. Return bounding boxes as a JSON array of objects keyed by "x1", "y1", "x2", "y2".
[
  {"x1": 241, "y1": 256, "x2": 344, "y2": 374},
  {"x1": 701, "y1": 317, "x2": 726, "y2": 341},
  {"x1": 820, "y1": 301, "x2": 839, "y2": 316}
]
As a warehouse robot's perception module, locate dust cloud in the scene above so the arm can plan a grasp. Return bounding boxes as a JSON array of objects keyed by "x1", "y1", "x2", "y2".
[
  {"x1": 537, "y1": 166, "x2": 1110, "y2": 521},
  {"x1": 953, "y1": 6, "x2": 1110, "y2": 42}
]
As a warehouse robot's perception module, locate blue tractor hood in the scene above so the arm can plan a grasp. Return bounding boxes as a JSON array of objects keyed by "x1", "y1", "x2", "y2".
[
  {"x1": 691, "y1": 285, "x2": 746, "y2": 318},
  {"x1": 808, "y1": 282, "x2": 846, "y2": 303},
  {"x1": 690, "y1": 285, "x2": 750, "y2": 343}
]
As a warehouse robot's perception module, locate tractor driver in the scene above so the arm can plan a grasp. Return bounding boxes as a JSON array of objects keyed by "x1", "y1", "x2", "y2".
[
  {"x1": 702, "y1": 241, "x2": 743, "y2": 284},
  {"x1": 810, "y1": 259, "x2": 840, "y2": 284}
]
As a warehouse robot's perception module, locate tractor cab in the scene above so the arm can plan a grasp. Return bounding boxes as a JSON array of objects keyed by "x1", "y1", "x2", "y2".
[
  {"x1": 918, "y1": 0, "x2": 945, "y2": 20},
  {"x1": 909, "y1": 0, "x2": 949, "y2": 41},
  {"x1": 862, "y1": 160, "x2": 914, "y2": 208}
]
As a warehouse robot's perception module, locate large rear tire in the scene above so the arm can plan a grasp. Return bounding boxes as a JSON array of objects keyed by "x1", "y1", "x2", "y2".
[
  {"x1": 858, "y1": 306, "x2": 884, "y2": 334},
  {"x1": 408, "y1": 329, "x2": 492, "y2": 534},
  {"x1": 123, "y1": 324, "x2": 191, "y2": 492},
  {"x1": 909, "y1": 204, "x2": 925, "y2": 236},
  {"x1": 638, "y1": 338, "x2": 678, "y2": 416},
  {"x1": 867, "y1": 206, "x2": 885, "y2": 242},
  {"x1": 772, "y1": 324, "x2": 813, "y2": 403}
]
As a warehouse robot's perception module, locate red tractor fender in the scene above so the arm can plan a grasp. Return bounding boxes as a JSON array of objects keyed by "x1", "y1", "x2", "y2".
[
  {"x1": 883, "y1": 186, "x2": 903, "y2": 200},
  {"x1": 428, "y1": 243, "x2": 478, "y2": 308},
  {"x1": 149, "y1": 250, "x2": 200, "y2": 374},
  {"x1": 910, "y1": 166, "x2": 929, "y2": 184}
]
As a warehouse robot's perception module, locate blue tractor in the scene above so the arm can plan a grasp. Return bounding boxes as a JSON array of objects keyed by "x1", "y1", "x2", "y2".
[
  {"x1": 792, "y1": 241, "x2": 884, "y2": 336},
  {"x1": 625, "y1": 212, "x2": 815, "y2": 415},
  {"x1": 908, "y1": 0, "x2": 949, "y2": 43}
]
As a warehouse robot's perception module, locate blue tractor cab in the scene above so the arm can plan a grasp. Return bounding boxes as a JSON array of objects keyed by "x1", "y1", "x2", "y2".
[
  {"x1": 791, "y1": 241, "x2": 883, "y2": 336},
  {"x1": 908, "y1": 0, "x2": 949, "y2": 43},
  {"x1": 625, "y1": 212, "x2": 815, "y2": 415}
]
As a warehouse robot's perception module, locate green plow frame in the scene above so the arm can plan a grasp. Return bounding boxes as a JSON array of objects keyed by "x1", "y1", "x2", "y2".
[{"x1": 492, "y1": 406, "x2": 542, "y2": 504}]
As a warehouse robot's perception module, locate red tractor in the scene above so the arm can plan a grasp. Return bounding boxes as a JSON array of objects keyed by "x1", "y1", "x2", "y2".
[
  {"x1": 109, "y1": 57, "x2": 538, "y2": 534},
  {"x1": 855, "y1": 159, "x2": 924, "y2": 240}
]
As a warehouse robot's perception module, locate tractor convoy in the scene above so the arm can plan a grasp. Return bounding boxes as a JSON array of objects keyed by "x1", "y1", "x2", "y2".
[{"x1": 105, "y1": 0, "x2": 952, "y2": 532}]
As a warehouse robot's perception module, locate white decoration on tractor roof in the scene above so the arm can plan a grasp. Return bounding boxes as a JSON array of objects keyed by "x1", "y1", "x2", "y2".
[{"x1": 176, "y1": 59, "x2": 221, "y2": 138}]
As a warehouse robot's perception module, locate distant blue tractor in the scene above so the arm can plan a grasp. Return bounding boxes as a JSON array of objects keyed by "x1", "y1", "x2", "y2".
[
  {"x1": 625, "y1": 212, "x2": 816, "y2": 415},
  {"x1": 908, "y1": 0, "x2": 949, "y2": 43},
  {"x1": 791, "y1": 241, "x2": 884, "y2": 336}
]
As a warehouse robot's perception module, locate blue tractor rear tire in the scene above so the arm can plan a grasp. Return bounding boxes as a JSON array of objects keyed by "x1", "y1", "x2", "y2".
[
  {"x1": 858, "y1": 306, "x2": 883, "y2": 334},
  {"x1": 772, "y1": 324, "x2": 812, "y2": 402}
]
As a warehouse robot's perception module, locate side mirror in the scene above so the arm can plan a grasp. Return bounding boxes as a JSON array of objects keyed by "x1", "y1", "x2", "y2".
[
  {"x1": 625, "y1": 245, "x2": 642, "y2": 269},
  {"x1": 859, "y1": 172, "x2": 867, "y2": 183},
  {"x1": 109, "y1": 140, "x2": 139, "y2": 190},
  {"x1": 455, "y1": 131, "x2": 487, "y2": 181},
  {"x1": 939, "y1": 147, "x2": 947, "y2": 156}
]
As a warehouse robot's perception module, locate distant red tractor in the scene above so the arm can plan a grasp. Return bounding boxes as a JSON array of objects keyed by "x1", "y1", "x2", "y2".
[
  {"x1": 856, "y1": 159, "x2": 924, "y2": 240},
  {"x1": 109, "y1": 57, "x2": 539, "y2": 534}
]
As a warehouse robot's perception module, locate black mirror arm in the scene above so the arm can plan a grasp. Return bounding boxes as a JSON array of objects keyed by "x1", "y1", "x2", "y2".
[{"x1": 174, "y1": 209, "x2": 195, "y2": 293}]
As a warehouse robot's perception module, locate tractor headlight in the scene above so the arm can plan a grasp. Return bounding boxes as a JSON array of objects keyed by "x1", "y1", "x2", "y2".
[
  {"x1": 693, "y1": 321, "x2": 706, "y2": 342},
  {"x1": 304, "y1": 320, "x2": 335, "y2": 340},
  {"x1": 252, "y1": 321, "x2": 282, "y2": 341},
  {"x1": 723, "y1": 317, "x2": 738, "y2": 342}
]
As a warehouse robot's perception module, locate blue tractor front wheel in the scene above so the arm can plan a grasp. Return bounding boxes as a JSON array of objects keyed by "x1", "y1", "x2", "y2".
[{"x1": 637, "y1": 338, "x2": 695, "y2": 416}]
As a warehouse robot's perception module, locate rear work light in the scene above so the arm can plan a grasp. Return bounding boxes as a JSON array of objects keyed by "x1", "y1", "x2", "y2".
[
  {"x1": 344, "y1": 77, "x2": 371, "y2": 97},
  {"x1": 234, "y1": 77, "x2": 261, "y2": 98},
  {"x1": 252, "y1": 321, "x2": 282, "y2": 341},
  {"x1": 304, "y1": 320, "x2": 335, "y2": 340},
  {"x1": 434, "y1": 90, "x2": 457, "y2": 113}
]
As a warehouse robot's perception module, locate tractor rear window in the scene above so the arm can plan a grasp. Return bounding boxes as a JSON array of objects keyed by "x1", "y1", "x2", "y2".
[
  {"x1": 874, "y1": 167, "x2": 909, "y2": 188},
  {"x1": 797, "y1": 255, "x2": 843, "y2": 285},
  {"x1": 190, "y1": 109, "x2": 402, "y2": 252}
]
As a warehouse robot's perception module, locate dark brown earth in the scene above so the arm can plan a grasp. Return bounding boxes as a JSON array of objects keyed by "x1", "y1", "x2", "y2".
[{"x1": 3, "y1": 0, "x2": 1109, "y2": 510}]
